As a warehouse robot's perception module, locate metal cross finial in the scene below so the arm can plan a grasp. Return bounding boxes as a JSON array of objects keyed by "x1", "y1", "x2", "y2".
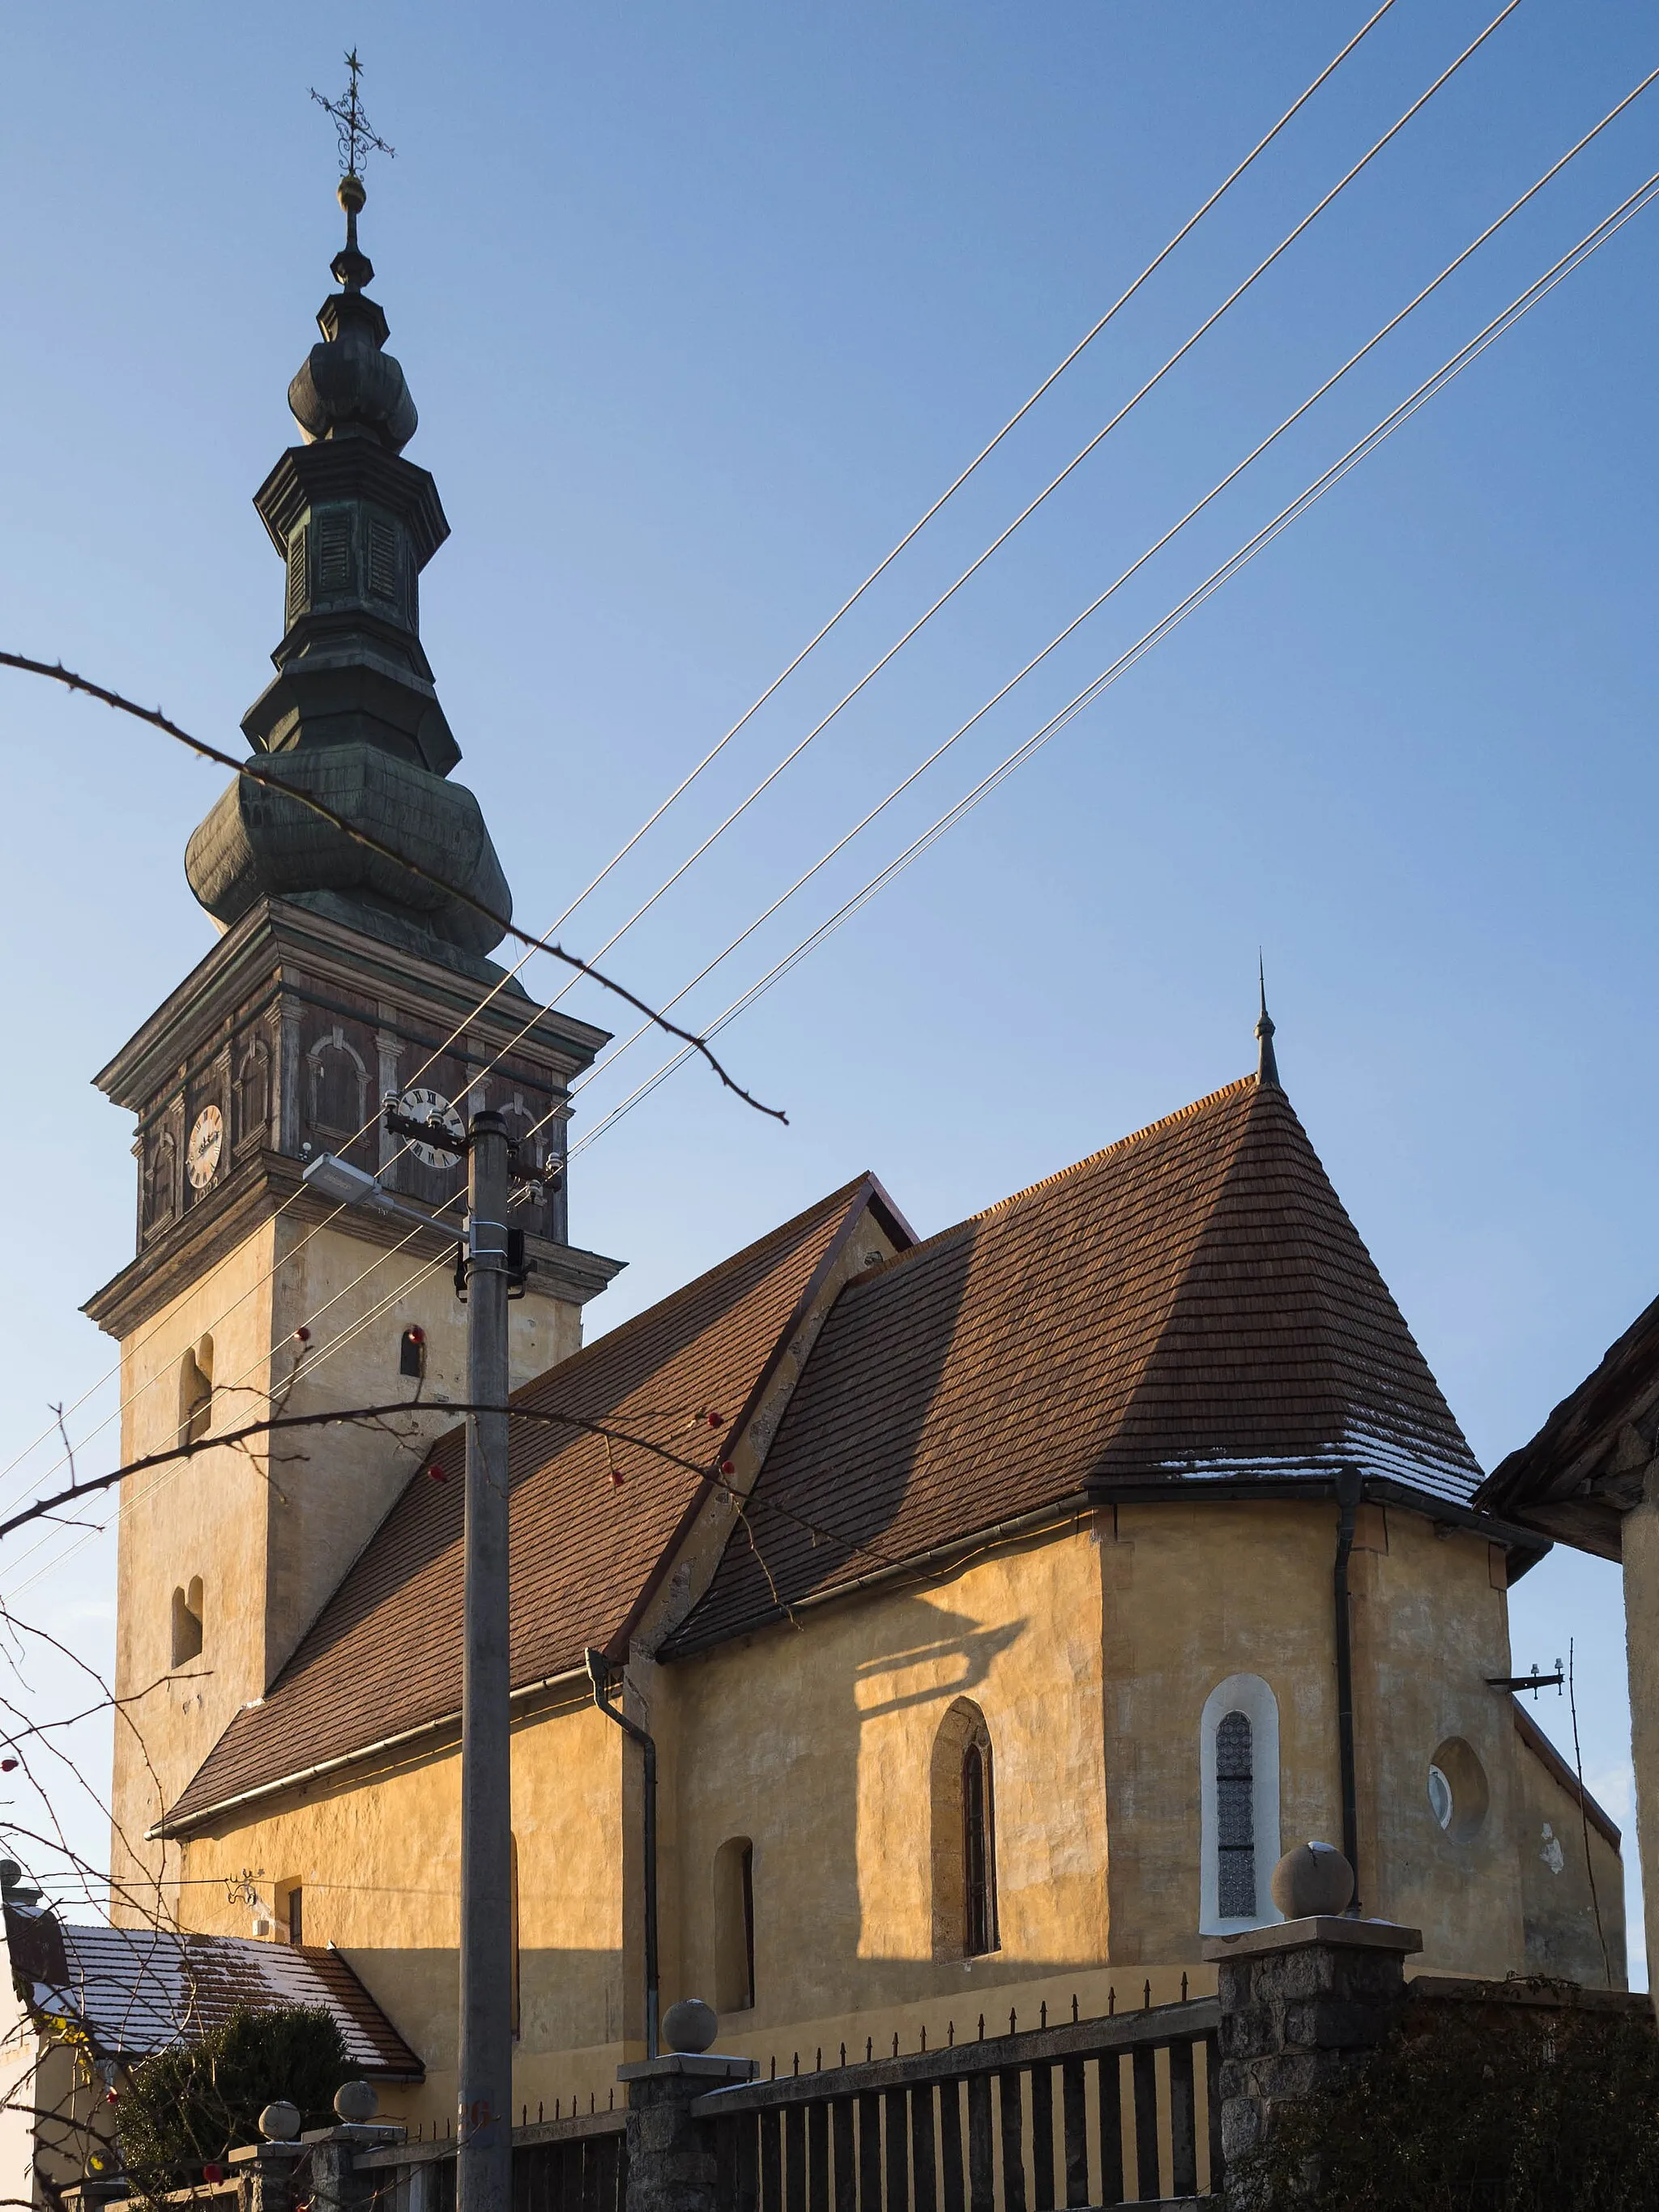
[{"x1": 310, "y1": 48, "x2": 395, "y2": 181}]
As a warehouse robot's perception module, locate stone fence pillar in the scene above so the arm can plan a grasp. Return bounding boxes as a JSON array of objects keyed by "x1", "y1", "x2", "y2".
[
  {"x1": 1201, "y1": 1916, "x2": 1421, "y2": 2197},
  {"x1": 619, "y1": 2052, "x2": 756, "y2": 2212}
]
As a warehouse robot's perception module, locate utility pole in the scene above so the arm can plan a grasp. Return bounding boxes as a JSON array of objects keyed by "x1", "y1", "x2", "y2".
[
  {"x1": 303, "y1": 1102, "x2": 527, "y2": 2212},
  {"x1": 456, "y1": 1108, "x2": 514, "y2": 2212}
]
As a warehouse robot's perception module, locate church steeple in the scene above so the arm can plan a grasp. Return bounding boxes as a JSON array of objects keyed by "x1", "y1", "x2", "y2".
[{"x1": 182, "y1": 88, "x2": 517, "y2": 986}]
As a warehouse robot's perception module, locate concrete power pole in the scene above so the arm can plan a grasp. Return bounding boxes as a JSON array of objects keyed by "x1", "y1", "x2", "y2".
[
  {"x1": 457, "y1": 1109, "x2": 514, "y2": 2212},
  {"x1": 302, "y1": 1104, "x2": 521, "y2": 2212}
]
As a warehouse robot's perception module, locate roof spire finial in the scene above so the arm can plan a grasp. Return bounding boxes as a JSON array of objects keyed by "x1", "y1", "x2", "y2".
[
  {"x1": 310, "y1": 49, "x2": 395, "y2": 294},
  {"x1": 1256, "y1": 953, "x2": 1281, "y2": 1089}
]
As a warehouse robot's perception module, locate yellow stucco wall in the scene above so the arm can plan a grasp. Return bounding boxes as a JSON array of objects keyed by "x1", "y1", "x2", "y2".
[
  {"x1": 1623, "y1": 1478, "x2": 1659, "y2": 1989},
  {"x1": 1513, "y1": 1715, "x2": 1627, "y2": 1986},
  {"x1": 157, "y1": 1488, "x2": 1612, "y2": 2122},
  {"x1": 108, "y1": 1213, "x2": 581, "y2": 1927}
]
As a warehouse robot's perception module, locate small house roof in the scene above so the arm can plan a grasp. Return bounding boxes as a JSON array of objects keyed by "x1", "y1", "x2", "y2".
[{"x1": 2, "y1": 1902, "x2": 423, "y2": 2076}]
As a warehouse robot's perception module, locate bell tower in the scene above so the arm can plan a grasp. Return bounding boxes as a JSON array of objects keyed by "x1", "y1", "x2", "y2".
[{"x1": 87, "y1": 149, "x2": 622, "y2": 1914}]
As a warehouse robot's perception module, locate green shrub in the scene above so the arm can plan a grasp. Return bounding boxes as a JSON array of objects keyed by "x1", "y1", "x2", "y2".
[
  {"x1": 117, "y1": 2003, "x2": 350, "y2": 2197},
  {"x1": 1233, "y1": 1995, "x2": 1659, "y2": 2211}
]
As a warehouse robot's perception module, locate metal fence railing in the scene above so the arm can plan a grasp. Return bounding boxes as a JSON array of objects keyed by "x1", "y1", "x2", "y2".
[
  {"x1": 355, "y1": 2111, "x2": 627, "y2": 2212},
  {"x1": 691, "y1": 1995, "x2": 1222, "y2": 2210}
]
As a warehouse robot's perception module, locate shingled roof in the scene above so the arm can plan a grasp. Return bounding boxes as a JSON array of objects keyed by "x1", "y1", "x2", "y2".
[
  {"x1": 2, "y1": 1900, "x2": 423, "y2": 2074},
  {"x1": 667, "y1": 1073, "x2": 1485, "y2": 1652},
  {"x1": 164, "y1": 1176, "x2": 891, "y2": 1831}
]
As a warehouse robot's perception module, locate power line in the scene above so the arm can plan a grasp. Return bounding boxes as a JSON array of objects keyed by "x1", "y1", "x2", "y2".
[
  {"x1": 532, "y1": 0, "x2": 1525, "y2": 1018},
  {"x1": 560, "y1": 163, "x2": 1659, "y2": 1159},
  {"x1": 537, "y1": 0, "x2": 1408, "y2": 944},
  {"x1": 517, "y1": 61, "x2": 1658, "y2": 1154}
]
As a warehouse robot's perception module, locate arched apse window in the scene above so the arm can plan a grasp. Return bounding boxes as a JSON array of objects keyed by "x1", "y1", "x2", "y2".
[
  {"x1": 713, "y1": 1838, "x2": 755, "y2": 2012},
  {"x1": 930, "y1": 1698, "x2": 999, "y2": 1959},
  {"x1": 1199, "y1": 1674, "x2": 1282, "y2": 1936},
  {"x1": 178, "y1": 1338, "x2": 214, "y2": 1450},
  {"x1": 172, "y1": 1576, "x2": 203, "y2": 1666}
]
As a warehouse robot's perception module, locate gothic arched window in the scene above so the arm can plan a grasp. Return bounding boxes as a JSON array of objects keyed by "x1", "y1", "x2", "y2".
[
  {"x1": 930, "y1": 1698, "x2": 999, "y2": 1958},
  {"x1": 1200, "y1": 1673, "x2": 1282, "y2": 1935}
]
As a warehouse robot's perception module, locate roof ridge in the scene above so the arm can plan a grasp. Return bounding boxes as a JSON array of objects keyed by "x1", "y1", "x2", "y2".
[
  {"x1": 854, "y1": 1072, "x2": 1262, "y2": 1285},
  {"x1": 513, "y1": 1172, "x2": 873, "y2": 1409}
]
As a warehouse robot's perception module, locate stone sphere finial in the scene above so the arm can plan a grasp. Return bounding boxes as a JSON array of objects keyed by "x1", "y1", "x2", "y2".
[
  {"x1": 1269, "y1": 1840, "x2": 1354, "y2": 1920},
  {"x1": 258, "y1": 2100, "x2": 302, "y2": 2142},
  {"x1": 334, "y1": 2079, "x2": 379, "y2": 2124},
  {"x1": 662, "y1": 1997, "x2": 719, "y2": 2054}
]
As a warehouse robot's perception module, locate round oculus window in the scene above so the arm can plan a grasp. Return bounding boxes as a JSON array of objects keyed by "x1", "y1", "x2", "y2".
[{"x1": 1427, "y1": 1737, "x2": 1490, "y2": 1844}]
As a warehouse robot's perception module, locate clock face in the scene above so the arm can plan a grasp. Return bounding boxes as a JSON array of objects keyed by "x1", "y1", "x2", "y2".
[
  {"x1": 186, "y1": 1105, "x2": 224, "y2": 1191},
  {"x1": 399, "y1": 1086, "x2": 466, "y2": 1170}
]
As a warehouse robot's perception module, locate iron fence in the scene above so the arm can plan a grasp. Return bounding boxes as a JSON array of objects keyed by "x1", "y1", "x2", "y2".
[
  {"x1": 356, "y1": 2111, "x2": 627, "y2": 2212},
  {"x1": 693, "y1": 1995, "x2": 1222, "y2": 2210}
]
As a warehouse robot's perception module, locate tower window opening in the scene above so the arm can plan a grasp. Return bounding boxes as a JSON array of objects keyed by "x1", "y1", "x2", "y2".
[
  {"x1": 171, "y1": 1576, "x2": 203, "y2": 1667},
  {"x1": 368, "y1": 518, "x2": 399, "y2": 603},
  {"x1": 399, "y1": 1327, "x2": 426, "y2": 1380},
  {"x1": 713, "y1": 1837, "x2": 755, "y2": 2012},
  {"x1": 317, "y1": 511, "x2": 352, "y2": 595},
  {"x1": 277, "y1": 1881, "x2": 304, "y2": 1947},
  {"x1": 285, "y1": 526, "x2": 309, "y2": 627},
  {"x1": 178, "y1": 1336, "x2": 214, "y2": 1449}
]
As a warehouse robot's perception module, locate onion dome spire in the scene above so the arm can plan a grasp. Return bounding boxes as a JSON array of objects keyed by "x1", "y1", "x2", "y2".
[
  {"x1": 181, "y1": 62, "x2": 520, "y2": 990},
  {"x1": 1256, "y1": 957, "x2": 1281, "y2": 1089}
]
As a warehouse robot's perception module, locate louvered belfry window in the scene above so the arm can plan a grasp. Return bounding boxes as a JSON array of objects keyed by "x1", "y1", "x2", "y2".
[
  {"x1": 1216, "y1": 1709, "x2": 1256, "y2": 1917},
  {"x1": 317, "y1": 511, "x2": 352, "y2": 595},
  {"x1": 368, "y1": 518, "x2": 399, "y2": 603},
  {"x1": 285, "y1": 526, "x2": 309, "y2": 627}
]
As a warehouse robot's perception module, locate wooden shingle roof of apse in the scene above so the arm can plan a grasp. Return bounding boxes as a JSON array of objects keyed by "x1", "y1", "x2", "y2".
[
  {"x1": 667, "y1": 1074, "x2": 1485, "y2": 1654},
  {"x1": 164, "y1": 1177, "x2": 893, "y2": 1831}
]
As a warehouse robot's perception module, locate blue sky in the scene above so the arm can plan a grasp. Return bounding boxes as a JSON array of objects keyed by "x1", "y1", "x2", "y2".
[{"x1": 0, "y1": 1, "x2": 1654, "y2": 1975}]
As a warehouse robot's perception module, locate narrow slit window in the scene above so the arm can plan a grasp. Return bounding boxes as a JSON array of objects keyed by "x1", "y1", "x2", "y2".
[
  {"x1": 399, "y1": 1327, "x2": 426, "y2": 1379},
  {"x1": 963, "y1": 1740, "x2": 998, "y2": 1956},
  {"x1": 714, "y1": 1837, "x2": 755, "y2": 2012},
  {"x1": 284, "y1": 1885, "x2": 304, "y2": 1947},
  {"x1": 171, "y1": 1579, "x2": 203, "y2": 1666},
  {"x1": 178, "y1": 1337, "x2": 214, "y2": 1449},
  {"x1": 1216, "y1": 1710, "x2": 1256, "y2": 1919}
]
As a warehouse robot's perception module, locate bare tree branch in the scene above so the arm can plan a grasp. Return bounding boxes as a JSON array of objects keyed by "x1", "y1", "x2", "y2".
[{"x1": 0, "y1": 653, "x2": 787, "y2": 1123}]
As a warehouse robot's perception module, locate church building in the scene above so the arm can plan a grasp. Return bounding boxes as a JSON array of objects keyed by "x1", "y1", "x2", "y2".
[{"x1": 79, "y1": 174, "x2": 1624, "y2": 2132}]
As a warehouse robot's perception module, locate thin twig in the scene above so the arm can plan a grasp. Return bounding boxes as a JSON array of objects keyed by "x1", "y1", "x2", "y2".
[{"x1": 0, "y1": 654, "x2": 785, "y2": 1122}]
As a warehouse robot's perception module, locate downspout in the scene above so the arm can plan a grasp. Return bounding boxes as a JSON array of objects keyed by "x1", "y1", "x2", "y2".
[
  {"x1": 586, "y1": 1648, "x2": 660, "y2": 2058},
  {"x1": 1333, "y1": 1465, "x2": 1363, "y2": 1915}
]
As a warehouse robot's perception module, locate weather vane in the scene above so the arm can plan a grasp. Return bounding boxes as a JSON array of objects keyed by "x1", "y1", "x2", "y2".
[{"x1": 309, "y1": 48, "x2": 394, "y2": 181}]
